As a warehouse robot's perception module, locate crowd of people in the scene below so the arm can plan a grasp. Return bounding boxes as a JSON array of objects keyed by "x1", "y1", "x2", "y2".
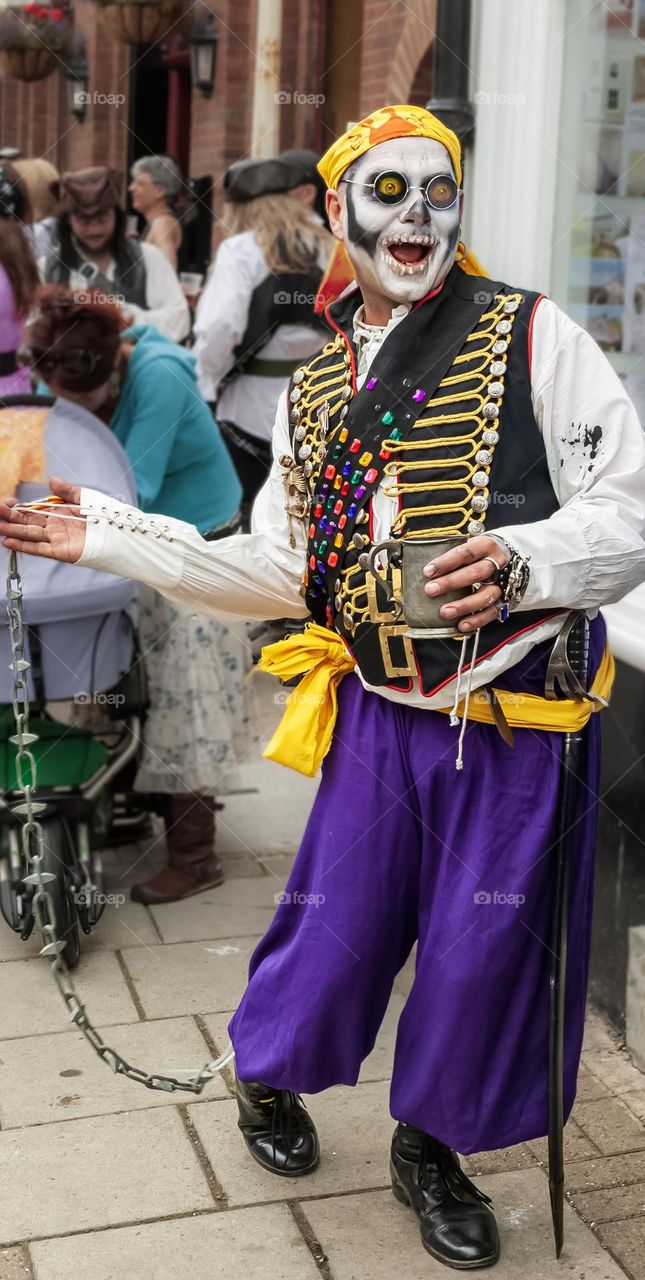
[{"x1": 0, "y1": 144, "x2": 336, "y2": 903}]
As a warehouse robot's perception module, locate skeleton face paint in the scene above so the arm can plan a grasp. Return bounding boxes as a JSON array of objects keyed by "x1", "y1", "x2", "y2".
[{"x1": 339, "y1": 137, "x2": 462, "y2": 307}]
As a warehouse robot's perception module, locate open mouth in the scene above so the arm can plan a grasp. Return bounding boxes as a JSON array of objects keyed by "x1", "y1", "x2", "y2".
[{"x1": 381, "y1": 233, "x2": 436, "y2": 275}]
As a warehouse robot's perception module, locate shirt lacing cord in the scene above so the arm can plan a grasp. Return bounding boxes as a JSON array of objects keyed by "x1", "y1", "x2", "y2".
[{"x1": 93, "y1": 503, "x2": 174, "y2": 542}]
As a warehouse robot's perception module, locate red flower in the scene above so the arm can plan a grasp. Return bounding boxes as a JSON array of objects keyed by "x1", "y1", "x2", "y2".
[{"x1": 50, "y1": 8, "x2": 66, "y2": 18}]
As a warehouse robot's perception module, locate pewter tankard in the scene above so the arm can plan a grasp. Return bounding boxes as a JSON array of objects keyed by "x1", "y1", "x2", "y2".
[{"x1": 368, "y1": 534, "x2": 470, "y2": 639}]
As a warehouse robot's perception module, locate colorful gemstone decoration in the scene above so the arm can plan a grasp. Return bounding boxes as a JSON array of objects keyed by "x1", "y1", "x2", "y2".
[
  {"x1": 355, "y1": 485, "x2": 367, "y2": 500},
  {"x1": 339, "y1": 514, "x2": 347, "y2": 528},
  {"x1": 359, "y1": 452, "x2": 373, "y2": 466},
  {"x1": 412, "y1": 388, "x2": 426, "y2": 402},
  {"x1": 325, "y1": 464, "x2": 335, "y2": 479},
  {"x1": 334, "y1": 476, "x2": 342, "y2": 490},
  {"x1": 343, "y1": 461, "x2": 352, "y2": 477},
  {"x1": 379, "y1": 447, "x2": 391, "y2": 460},
  {"x1": 365, "y1": 467, "x2": 378, "y2": 484},
  {"x1": 389, "y1": 427, "x2": 403, "y2": 441},
  {"x1": 366, "y1": 376, "x2": 378, "y2": 390},
  {"x1": 309, "y1": 555, "x2": 316, "y2": 569},
  {"x1": 348, "y1": 503, "x2": 357, "y2": 518},
  {"x1": 314, "y1": 504, "x2": 323, "y2": 518},
  {"x1": 381, "y1": 410, "x2": 394, "y2": 426},
  {"x1": 349, "y1": 438, "x2": 361, "y2": 453},
  {"x1": 334, "y1": 499, "x2": 343, "y2": 514},
  {"x1": 339, "y1": 427, "x2": 349, "y2": 443},
  {"x1": 334, "y1": 534, "x2": 343, "y2": 548},
  {"x1": 308, "y1": 523, "x2": 315, "y2": 538},
  {"x1": 341, "y1": 481, "x2": 350, "y2": 495},
  {"x1": 351, "y1": 469, "x2": 362, "y2": 485},
  {"x1": 328, "y1": 552, "x2": 338, "y2": 568}
]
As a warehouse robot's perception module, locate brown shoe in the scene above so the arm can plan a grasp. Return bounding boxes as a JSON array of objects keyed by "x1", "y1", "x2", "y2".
[{"x1": 131, "y1": 794, "x2": 224, "y2": 905}]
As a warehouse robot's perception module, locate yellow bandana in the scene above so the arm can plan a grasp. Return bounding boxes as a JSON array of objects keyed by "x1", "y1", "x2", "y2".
[{"x1": 318, "y1": 103, "x2": 463, "y2": 191}]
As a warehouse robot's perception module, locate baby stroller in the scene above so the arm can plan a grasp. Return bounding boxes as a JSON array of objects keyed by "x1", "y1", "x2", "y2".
[{"x1": 0, "y1": 394, "x2": 146, "y2": 967}]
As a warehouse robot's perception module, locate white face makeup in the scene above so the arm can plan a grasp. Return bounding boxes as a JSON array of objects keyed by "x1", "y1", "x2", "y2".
[{"x1": 337, "y1": 137, "x2": 462, "y2": 306}]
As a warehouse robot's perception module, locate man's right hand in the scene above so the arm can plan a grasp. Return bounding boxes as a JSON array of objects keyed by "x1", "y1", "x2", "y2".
[{"x1": 0, "y1": 477, "x2": 87, "y2": 564}]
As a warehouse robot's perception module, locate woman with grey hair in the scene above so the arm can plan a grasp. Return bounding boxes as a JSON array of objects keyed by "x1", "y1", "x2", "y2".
[{"x1": 129, "y1": 155, "x2": 183, "y2": 271}]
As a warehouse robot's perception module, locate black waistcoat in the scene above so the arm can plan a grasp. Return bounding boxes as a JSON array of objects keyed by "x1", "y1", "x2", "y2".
[
  {"x1": 222, "y1": 267, "x2": 327, "y2": 386},
  {"x1": 44, "y1": 236, "x2": 148, "y2": 310},
  {"x1": 287, "y1": 265, "x2": 562, "y2": 694}
]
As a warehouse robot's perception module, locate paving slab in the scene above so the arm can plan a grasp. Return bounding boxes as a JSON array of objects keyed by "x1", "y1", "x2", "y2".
[
  {"x1": 575, "y1": 1062, "x2": 613, "y2": 1103},
  {"x1": 583, "y1": 1012, "x2": 616, "y2": 1055},
  {"x1": 596, "y1": 1218, "x2": 645, "y2": 1280},
  {"x1": 573, "y1": 1097, "x2": 645, "y2": 1154},
  {"x1": 622, "y1": 1090, "x2": 645, "y2": 1123},
  {"x1": 119, "y1": 937, "x2": 260, "y2": 1018},
  {"x1": 0, "y1": 1109, "x2": 212, "y2": 1243},
  {"x1": 0, "y1": 1016, "x2": 228, "y2": 1128},
  {"x1": 0, "y1": 902, "x2": 159, "y2": 961},
  {"x1": 149, "y1": 876, "x2": 279, "y2": 944},
  {"x1": 461, "y1": 1144, "x2": 536, "y2": 1177},
  {"x1": 0, "y1": 952, "x2": 138, "y2": 1040},
  {"x1": 528, "y1": 1119, "x2": 600, "y2": 1165},
  {"x1": 0, "y1": 1248, "x2": 31, "y2": 1280},
  {"x1": 571, "y1": 1180, "x2": 645, "y2": 1223},
  {"x1": 189, "y1": 1080, "x2": 396, "y2": 1205},
  {"x1": 29, "y1": 1204, "x2": 320, "y2": 1280},
  {"x1": 303, "y1": 1169, "x2": 628, "y2": 1279},
  {"x1": 564, "y1": 1150, "x2": 645, "y2": 1192},
  {"x1": 583, "y1": 1048, "x2": 645, "y2": 1095}
]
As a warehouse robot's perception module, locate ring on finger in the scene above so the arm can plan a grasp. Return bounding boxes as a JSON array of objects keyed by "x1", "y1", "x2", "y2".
[{"x1": 481, "y1": 554, "x2": 503, "y2": 579}]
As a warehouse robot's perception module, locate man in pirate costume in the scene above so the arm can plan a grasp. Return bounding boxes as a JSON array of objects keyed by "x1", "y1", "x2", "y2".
[{"x1": 3, "y1": 106, "x2": 645, "y2": 1270}]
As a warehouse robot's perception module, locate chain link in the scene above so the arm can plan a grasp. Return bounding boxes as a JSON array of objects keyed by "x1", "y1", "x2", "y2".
[{"x1": 4, "y1": 552, "x2": 233, "y2": 1094}]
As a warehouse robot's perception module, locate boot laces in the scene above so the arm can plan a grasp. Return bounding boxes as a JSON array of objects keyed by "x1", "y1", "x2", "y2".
[
  {"x1": 417, "y1": 1135, "x2": 492, "y2": 1206},
  {"x1": 250, "y1": 1084, "x2": 309, "y2": 1163}
]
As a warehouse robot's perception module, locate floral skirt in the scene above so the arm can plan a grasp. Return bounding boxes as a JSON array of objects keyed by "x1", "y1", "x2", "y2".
[{"x1": 134, "y1": 586, "x2": 254, "y2": 796}]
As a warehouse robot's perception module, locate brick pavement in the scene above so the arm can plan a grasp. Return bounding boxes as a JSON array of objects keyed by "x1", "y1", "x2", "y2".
[{"x1": 1, "y1": 680, "x2": 644, "y2": 1279}]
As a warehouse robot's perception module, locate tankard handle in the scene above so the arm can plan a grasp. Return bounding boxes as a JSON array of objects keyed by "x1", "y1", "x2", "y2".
[{"x1": 367, "y1": 539, "x2": 404, "y2": 621}]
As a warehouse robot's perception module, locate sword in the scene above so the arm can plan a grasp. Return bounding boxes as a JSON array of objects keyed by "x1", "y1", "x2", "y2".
[{"x1": 545, "y1": 611, "x2": 603, "y2": 1256}]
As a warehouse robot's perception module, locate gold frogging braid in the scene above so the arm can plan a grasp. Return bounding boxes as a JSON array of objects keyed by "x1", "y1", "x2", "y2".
[
  {"x1": 381, "y1": 292, "x2": 523, "y2": 539},
  {"x1": 288, "y1": 335, "x2": 354, "y2": 501}
]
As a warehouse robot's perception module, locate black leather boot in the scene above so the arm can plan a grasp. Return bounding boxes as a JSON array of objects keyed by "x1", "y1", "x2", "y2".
[
  {"x1": 390, "y1": 1123, "x2": 500, "y2": 1269},
  {"x1": 235, "y1": 1073, "x2": 320, "y2": 1176}
]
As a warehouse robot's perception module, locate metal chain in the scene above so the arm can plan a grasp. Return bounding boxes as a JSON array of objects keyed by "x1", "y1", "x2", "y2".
[{"x1": 4, "y1": 551, "x2": 234, "y2": 1094}]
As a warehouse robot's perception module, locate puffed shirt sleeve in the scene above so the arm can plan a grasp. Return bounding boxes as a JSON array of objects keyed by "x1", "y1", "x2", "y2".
[
  {"x1": 77, "y1": 390, "x2": 310, "y2": 624},
  {"x1": 126, "y1": 243, "x2": 190, "y2": 344},
  {"x1": 491, "y1": 298, "x2": 645, "y2": 610}
]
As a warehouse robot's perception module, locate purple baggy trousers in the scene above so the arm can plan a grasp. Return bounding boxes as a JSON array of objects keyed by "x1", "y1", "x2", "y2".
[{"x1": 228, "y1": 642, "x2": 602, "y2": 1154}]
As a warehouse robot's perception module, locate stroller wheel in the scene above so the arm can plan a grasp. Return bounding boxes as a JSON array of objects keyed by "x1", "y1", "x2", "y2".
[{"x1": 39, "y1": 818, "x2": 81, "y2": 970}]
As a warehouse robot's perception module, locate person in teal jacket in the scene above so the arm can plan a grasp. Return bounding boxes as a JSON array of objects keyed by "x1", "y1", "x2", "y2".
[{"x1": 28, "y1": 285, "x2": 250, "y2": 902}]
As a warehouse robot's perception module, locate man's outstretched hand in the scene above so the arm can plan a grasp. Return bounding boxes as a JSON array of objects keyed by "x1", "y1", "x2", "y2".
[{"x1": 0, "y1": 477, "x2": 87, "y2": 564}]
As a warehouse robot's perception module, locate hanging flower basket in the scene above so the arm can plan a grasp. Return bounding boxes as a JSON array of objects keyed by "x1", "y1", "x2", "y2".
[
  {"x1": 0, "y1": 5, "x2": 72, "y2": 82},
  {"x1": 94, "y1": 0, "x2": 186, "y2": 46}
]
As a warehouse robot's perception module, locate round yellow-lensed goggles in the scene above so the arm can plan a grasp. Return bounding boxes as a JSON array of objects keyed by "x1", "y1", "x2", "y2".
[{"x1": 341, "y1": 170, "x2": 459, "y2": 210}]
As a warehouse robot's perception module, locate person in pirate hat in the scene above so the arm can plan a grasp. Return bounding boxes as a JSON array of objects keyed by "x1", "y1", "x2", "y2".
[
  {"x1": 194, "y1": 150, "x2": 332, "y2": 527},
  {"x1": 42, "y1": 166, "x2": 189, "y2": 343},
  {"x1": 3, "y1": 105, "x2": 645, "y2": 1269}
]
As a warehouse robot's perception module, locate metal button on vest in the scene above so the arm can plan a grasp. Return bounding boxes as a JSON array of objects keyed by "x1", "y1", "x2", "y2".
[
  {"x1": 473, "y1": 470, "x2": 489, "y2": 488},
  {"x1": 490, "y1": 360, "x2": 506, "y2": 376},
  {"x1": 496, "y1": 319, "x2": 512, "y2": 335},
  {"x1": 488, "y1": 381, "x2": 504, "y2": 398},
  {"x1": 483, "y1": 403, "x2": 499, "y2": 419},
  {"x1": 290, "y1": 387, "x2": 302, "y2": 403},
  {"x1": 483, "y1": 428, "x2": 499, "y2": 445},
  {"x1": 299, "y1": 444, "x2": 312, "y2": 460},
  {"x1": 468, "y1": 519, "x2": 485, "y2": 535},
  {"x1": 476, "y1": 449, "x2": 492, "y2": 466},
  {"x1": 492, "y1": 340, "x2": 508, "y2": 355},
  {"x1": 504, "y1": 299, "x2": 519, "y2": 313}
]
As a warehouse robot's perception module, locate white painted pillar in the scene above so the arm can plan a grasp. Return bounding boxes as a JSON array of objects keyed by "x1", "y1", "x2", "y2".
[
  {"x1": 467, "y1": 0, "x2": 567, "y2": 292},
  {"x1": 250, "y1": 0, "x2": 283, "y2": 159}
]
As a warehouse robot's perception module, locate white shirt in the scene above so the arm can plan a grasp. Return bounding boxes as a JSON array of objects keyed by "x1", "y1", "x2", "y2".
[
  {"x1": 38, "y1": 241, "x2": 190, "y2": 345},
  {"x1": 193, "y1": 229, "x2": 329, "y2": 440},
  {"x1": 78, "y1": 295, "x2": 645, "y2": 710}
]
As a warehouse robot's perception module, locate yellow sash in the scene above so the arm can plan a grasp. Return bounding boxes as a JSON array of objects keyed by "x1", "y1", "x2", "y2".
[{"x1": 259, "y1": 623, "x2": 614, "y2": 777}]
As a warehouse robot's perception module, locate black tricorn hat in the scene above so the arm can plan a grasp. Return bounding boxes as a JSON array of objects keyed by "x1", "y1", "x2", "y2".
[{"x1": 223, "y1": 151, "x2": 322, "y2": 203}]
